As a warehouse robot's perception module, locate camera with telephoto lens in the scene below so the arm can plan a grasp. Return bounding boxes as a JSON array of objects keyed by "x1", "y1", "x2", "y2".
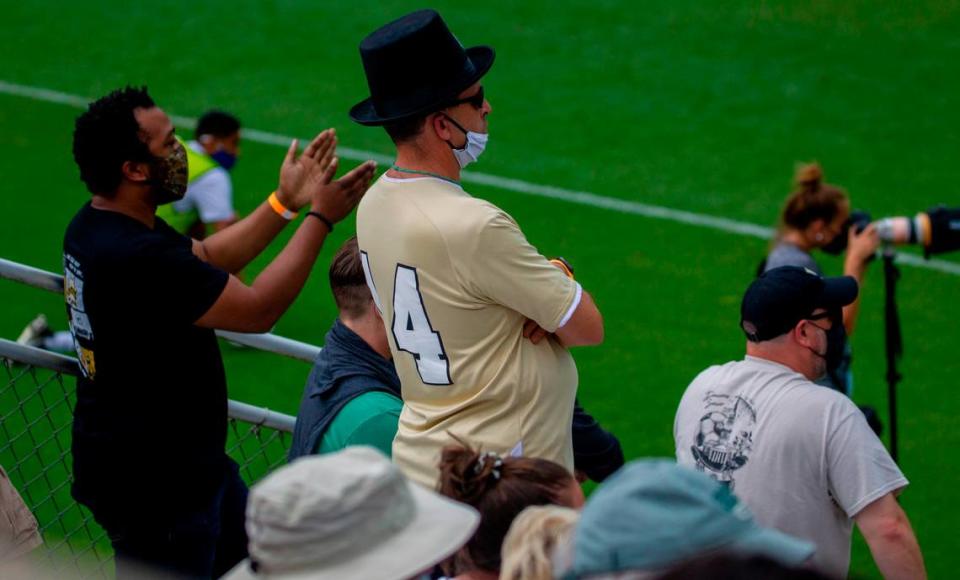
[
  {"x1": 874, "y1": 206, "x2": 960, "y2": 257},
  {"x1": 824, "y1": 206, "x2": 960, "y2": 258}
]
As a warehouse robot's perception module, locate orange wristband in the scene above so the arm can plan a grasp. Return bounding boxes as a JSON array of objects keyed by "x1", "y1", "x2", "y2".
[{"x1": 268, "y1": 191, "x2": 298, "y2": 220}]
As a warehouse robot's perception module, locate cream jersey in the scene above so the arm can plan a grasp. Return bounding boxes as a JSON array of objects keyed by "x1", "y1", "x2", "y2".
[{"x1": 356, "y1": 174, "x2": 581, "y2": 487}]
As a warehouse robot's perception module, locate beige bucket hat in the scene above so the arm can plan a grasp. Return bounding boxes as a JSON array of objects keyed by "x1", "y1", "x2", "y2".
[{"x1": 222, "y1": 446, "x2": 479, "y2": 580}]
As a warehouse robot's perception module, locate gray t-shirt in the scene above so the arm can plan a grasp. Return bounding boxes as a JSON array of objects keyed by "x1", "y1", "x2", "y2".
[
  {"x1": 765, "y1": 241, "x2": 822, "y2": 275},
  {"x1": 674, "y1": 356, "x2": 907, "y2": 578}
]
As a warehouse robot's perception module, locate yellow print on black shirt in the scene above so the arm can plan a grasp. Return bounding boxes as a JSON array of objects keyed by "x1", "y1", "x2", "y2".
[{"x1": 64, "y1": 253, "x2": 95, "y2": 379}]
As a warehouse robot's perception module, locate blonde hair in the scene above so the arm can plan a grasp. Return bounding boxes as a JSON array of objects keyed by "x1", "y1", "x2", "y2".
[{"x1": 499, "y1": 505, "x2": 580, "y2": 580}]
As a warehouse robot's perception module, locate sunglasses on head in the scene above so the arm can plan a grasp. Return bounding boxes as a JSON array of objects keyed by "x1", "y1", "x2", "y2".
[{"x1": 446, "y1": 86, "x2": 484, "y2": 109}]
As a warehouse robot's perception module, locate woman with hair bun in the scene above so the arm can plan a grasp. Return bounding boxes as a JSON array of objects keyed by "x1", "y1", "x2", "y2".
[
  {"x1": 763, "y1": 162, "x2": 880, "y2": 397},
  {"x1": 436, "y1": 442, "x2": 584, "y2": 580}
]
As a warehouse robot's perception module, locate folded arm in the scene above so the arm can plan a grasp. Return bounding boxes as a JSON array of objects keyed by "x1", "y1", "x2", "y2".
[{"x1": 555, "y1": 289, "x2": 603, "y2": 347}]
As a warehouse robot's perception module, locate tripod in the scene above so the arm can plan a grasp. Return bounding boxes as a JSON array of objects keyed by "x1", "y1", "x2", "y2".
[{"x1": 882, "y1": 246, "x2": 902, "y2": 463}]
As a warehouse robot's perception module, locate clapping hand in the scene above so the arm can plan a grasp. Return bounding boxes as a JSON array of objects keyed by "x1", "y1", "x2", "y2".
[
  {"x1": 277, "y1": 130, "x2": 337, "y2": 211},
  {"x1": 276, "y1": 130, "x2": 377, "y2": 224},
  {"x1": 310, "y1": 159, "x2": 378, "y2": 223}
]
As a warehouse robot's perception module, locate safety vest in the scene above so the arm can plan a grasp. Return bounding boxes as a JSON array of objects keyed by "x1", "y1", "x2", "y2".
[{"x1": 155, "y1": 137, "x2": 220, "y2": 233}]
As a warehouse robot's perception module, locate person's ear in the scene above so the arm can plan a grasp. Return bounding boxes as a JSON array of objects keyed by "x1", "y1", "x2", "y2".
[
  {"x1": 793, "y1": 320, "x2": 815, "y2": 349},
  {"x1": 808, "y1": 219, "x2": 827, "y2": 243},
  {"x1": 121, "y1": 160, "x2": 150, "y2": 184},
  {"x1": 430, "y1": 113, "x2": 453, "y2": 142}
]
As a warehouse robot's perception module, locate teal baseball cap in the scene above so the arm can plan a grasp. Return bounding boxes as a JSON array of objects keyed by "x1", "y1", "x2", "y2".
[{"x1": 562, "y1": 460, "x2": 815, "y2": 578}]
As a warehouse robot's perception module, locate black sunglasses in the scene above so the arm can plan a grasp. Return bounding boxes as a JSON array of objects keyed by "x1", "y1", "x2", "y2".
[
  {"x1": 446, "y1": 86, "x2": 484, "y2": 109},
  {"x1": 804, "y1": 310, "x2": 840, "y2": 327}
]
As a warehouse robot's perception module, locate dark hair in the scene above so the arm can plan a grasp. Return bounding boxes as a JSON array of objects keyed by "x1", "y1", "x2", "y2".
[
  {"x1": 72, "y1": 86, "x2": 156, "y2": 196},
  {"x1": 779, "y1": 163, "x2": 850, "y2": 232},
  {"x1": 437, "y1": 440, "x2": 576, "y2": 574},
  {"x1": 329, "y1": 236, "x2": 373, "y2": 318},
  {"x1": 384, "y1": 114, "x2": 429, "y2": 144},
  {"x1": 196, "y1": 110, "x2": 241, "y2": 139},
  {"x1": 656, "y1": 554, "x2": 835, "y2": 580}
]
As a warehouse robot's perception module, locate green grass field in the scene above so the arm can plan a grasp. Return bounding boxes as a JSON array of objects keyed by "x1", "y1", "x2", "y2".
[{"x1": 2, "y1": 1, "x2": 959, "y2": 577}]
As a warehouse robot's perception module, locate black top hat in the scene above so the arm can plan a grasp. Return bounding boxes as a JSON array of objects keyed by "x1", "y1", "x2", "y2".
[
  {"x1": 740, "y1": 266, "x2": 858, "y2": 342},
  {"x1": 350, "y1": 9, "x2": 495, "y2": 126}
]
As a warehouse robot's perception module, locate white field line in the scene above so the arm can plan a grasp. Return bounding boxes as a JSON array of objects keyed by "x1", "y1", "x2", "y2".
[{"x1": 3, "y1": 79, "x2": 959, "y2": 276}]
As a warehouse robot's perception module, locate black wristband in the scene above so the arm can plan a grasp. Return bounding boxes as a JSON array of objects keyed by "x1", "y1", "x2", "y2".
[{"x1": 306, "y1": 211, "x2": 334, "y2": 233}]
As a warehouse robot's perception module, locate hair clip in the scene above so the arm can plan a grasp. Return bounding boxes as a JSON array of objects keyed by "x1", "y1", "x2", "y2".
[{"x1": 474, "y1": 451, "x2": 504, "y2": 480}]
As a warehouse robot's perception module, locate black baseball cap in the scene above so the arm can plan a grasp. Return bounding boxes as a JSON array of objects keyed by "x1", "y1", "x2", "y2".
[{"x1": 741, "y1": 266, "x2": 858, "y2": 342}]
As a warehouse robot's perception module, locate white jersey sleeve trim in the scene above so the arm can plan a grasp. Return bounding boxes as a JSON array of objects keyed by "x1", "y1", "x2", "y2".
[{"x1": 557, "y1": 282, "x2": 583, "y2": 329}]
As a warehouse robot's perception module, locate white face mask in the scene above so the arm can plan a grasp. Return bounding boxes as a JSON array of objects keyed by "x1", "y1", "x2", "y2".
[
  {"x1": 443, "y1": 114, "x2": 488, "y2": 168},
  {"x1": 452, "y1": 130, "x2": 488, "y2": 168}
]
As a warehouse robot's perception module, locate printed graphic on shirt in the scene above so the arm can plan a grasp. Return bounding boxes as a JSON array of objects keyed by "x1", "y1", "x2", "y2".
[
  {"x1": 76, "y1": 344, "x2": 96, "y2": 380},
  {"x1": 64, "y1": 265, "x2": 84, "y2": 312},
  {"x1": 691, "y1": 392, "x2": 756, "y2": 489},
  {"x1": 64, "y1": 253, "x2": 95, "y2": 379},
  {"x1": 70, "y1": 309, "x2": 93, "y2": 340}
]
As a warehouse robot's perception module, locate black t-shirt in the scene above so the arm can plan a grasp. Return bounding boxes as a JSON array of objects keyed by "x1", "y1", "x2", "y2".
[{"x1": 63, "y1": 203, "x2": 230, "y2": 514}]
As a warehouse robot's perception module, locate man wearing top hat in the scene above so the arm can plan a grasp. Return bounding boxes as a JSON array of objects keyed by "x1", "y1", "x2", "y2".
[
  {"x1": 350, "y1": 9, "x2": 604, "y2": 487},
  {"x1": 674, "y1": 266, "x2": 924, "y2": 579}
]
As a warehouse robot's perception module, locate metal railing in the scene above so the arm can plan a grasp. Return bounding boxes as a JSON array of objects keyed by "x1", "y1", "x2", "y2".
[
  {"x1": 0, "y1": 258, "x2": 319, "y2": 577},
  {"x1": 0, "y1": 257, "x2": 322, "y2": 364}
]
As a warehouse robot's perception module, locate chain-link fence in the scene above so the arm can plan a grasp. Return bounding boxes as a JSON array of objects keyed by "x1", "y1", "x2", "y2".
[
  {"x1": 1, "y1": 343, "x2": 110, "y2": 577},
  {"x1": 0, "y1": 258, "x2": 318, "y2": 578},
  {"x1": 1, "y1": 339, "x2": 299, "y2": 578}
]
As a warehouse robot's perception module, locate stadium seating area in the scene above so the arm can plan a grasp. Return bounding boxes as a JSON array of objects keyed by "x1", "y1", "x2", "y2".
[{"x1": 3, "y1": 3, "x2": 959, "y2": 578}]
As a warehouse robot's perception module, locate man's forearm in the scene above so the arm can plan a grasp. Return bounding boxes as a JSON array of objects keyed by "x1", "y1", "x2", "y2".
[
  {"x1": 248, "y1": 212, "x2": 329, "y2": 326},
  {"x1": 199, "y1": 199, "x2": 288, "y2": 273},
  {"x1": 866, "y1": 525, "x2": 926, "y2": 580},
  {"x1": 211, "y1": 215, "x2": 239, "y2": 233},
  {"x1": 857, "y1": 495, "x2": 926, "y2": 580}
]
